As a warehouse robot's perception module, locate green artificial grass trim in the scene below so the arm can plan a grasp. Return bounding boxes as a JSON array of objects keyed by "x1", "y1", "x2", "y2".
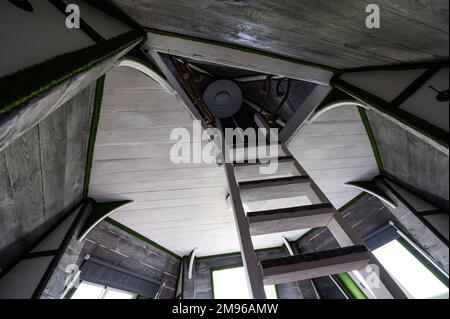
[
  {"x1": 337, "y1": 273, "x2": 367, "y2": 299},
  {"x1": 0, "y1": 30, "x2": 144, "y2": 114},
  {"x1": 195, "y1": 246, "x2": 284, "y2": 262},
  {"x1": 83, "y1": 76, "x2": 105, "y2": 199},
  {"x1": 105, "y1": 217, "x2": 181, "y2": 260},
  {"x1": 358, "y1": 107, "x2": 384, "y2": 174},
  {"x1": 145, "y1": 27, "x2": 336, "y2": 73},
  {"x1": 196, "y1": 252, "x2": 241, "y2": 261}
]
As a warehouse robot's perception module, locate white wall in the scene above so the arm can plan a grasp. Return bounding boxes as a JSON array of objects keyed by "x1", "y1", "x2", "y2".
[
  {"x1": 0, "y1": 209, "x2": 79, "y2": 299},
  {"x1": 341, "y1": 67, "x2": 449, "y2": 133},
  {"x1": 64, "y1": 0, "x2": 133, "y2": 40},
  {"x1": 341, "y1": 69, "x2": 425, "y2": 102},
  {"x1": 0, "y1": 0, "x2": 94, "y2": 78},
  {"x1": 400, "y1": 68, "x2": 449, "y2": 132},
  {"x1": 0, "y1": 257, "x2": 53, "y2": 299},
  {"x1": 0, "y1": 0, "x2": 135, "y2": 79},
  {"x1": 286, "y1": 106, "x2": 379, "y2": 209}
]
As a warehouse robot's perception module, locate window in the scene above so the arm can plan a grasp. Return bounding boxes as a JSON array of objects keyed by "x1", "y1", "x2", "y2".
[
  {"x1": 212, "y1": 266, "x2": 277, "y2": 299},
  {"x1": 372, "y1": 239, "x2": 449, "y2": 299},
  {"x1": 71, "y1": 281, "x2": 136, "y2": 299}
]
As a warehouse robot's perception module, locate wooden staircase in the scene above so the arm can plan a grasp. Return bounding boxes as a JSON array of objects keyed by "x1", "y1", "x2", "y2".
[
  {"x1": 234, "y1": 154, "x2": 371, "y2": 285},
  {"x1": 219, "y1": 122, "x2": 408, "y2": 299}
]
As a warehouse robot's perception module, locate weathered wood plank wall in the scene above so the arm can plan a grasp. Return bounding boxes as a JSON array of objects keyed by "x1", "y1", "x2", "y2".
[{"x1": 0, "y1": 85, "x2": 95, "y2": 273}]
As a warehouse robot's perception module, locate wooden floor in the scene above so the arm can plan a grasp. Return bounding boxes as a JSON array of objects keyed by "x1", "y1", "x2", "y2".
[
  {"x1": 90, "y1": 67, "x2": 306, "y2": 257},
  {"x1": 101, "y1": 0, "x2": 448, "y2": 69},
  {"x1": 287, "y1": 106, "x2": 379, "y2": 209}
]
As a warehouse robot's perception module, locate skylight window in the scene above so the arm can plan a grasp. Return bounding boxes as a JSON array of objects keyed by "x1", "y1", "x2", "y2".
[
  {"x1": 372, "y1": 239, "x2": 448, "y2": 299},
  {"x1": 212, "y1": 266, "x2": 277, "y2": 299}
]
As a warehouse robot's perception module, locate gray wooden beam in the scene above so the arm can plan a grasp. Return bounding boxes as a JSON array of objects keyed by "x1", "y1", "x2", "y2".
[
  {"x1": 279, "y1": 85, "x2": 332, "y2": 144},
  {"x1": 217, "y1": 120, "x2": 266, "y2": 299},
  {"x1": 145, "y1": 31, "x2": 334, "y2": 85},
  {"x1": 0, "y1": 43, "x2": 138, "y2": 153},
  {"x1": 234, "y1": 157, "x2": 297, "y2": 182},
  {"x1": 145, "y1": 49, "x2": 205, "y2": 125},
  {"x1": 239, "y1": 176, "x2": 316, "y2": 205}
]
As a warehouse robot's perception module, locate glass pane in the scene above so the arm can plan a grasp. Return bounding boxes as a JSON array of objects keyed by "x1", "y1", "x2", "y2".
[
  {"x1": 71, "y1": 282, "x2": 105, "y2": 299},
  {"x1": 212, "y1": 267, "x2": 277, "y2": 299},
  {"x1": 373, "y1": 240, "x2": 449, "y2": 299},
  {"x1": 103, "y1": 288, "x2": 136, "y2": 299},
  {"x1": 264, "y1": 284, "x2": 278, "y2": 299}
]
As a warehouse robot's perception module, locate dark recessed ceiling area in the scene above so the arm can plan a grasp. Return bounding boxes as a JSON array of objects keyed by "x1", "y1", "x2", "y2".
[{"x1": 163, "y1": 54, "x2": 318, "y2": 132}]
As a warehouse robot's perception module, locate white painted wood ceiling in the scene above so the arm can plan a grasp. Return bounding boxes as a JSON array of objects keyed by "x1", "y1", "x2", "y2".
[
  {"x1": 287, "y1": 106, "x2": 379, "y2": 209},
  {"x1": 89, "y1": 67, "x2": 307, "y2": 257}
]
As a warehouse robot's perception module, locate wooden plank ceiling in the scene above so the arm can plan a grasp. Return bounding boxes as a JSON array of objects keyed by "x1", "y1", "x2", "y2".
[
  {"x1": 100, "y1": 0, "x2": 448, "y2": 69},
  {"x1": 89, "y1": 67, "x2": 307, "y2": 257},
  {"x1": 286, "y1": 106, "x2": 379, "y2": 209}
]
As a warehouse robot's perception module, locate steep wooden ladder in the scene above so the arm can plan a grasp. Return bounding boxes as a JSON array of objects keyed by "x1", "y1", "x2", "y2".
[{"x1": 220, "y1": 131, "x2": 407, "y2": 299}]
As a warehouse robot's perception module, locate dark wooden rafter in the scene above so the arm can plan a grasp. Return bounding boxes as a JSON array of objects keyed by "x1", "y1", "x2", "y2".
[
  {"x1": 8, "y1": 0, "x2": 34, "y2": 12},
  {"x1": 31, "y1": 200, "x2": 94, "y2": 298},
  {"x1": 0, "y1": 31, "x2": 144, "y2": 153},
  {"x1": 358, "y1": 107, "x2": 384, "y2": 173},
  {"x1": 83, "y1": 76, "x2": 105, "y2": 199},
  {"x1": 331, "y1": 72, "x2": 449, "y2": 152},
  {"x1": 390, "y1": 67, "x2": 441, "y2": 107},
  {"x1": 23, "y1": 250, "x2": 59, "y2": 259}
]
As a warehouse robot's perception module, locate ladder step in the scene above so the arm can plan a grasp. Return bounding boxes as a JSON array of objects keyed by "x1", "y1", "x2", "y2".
[
  {"x1": 239, "y1": 176, "x2": 311, "y2": 190},
  {"x1": 234, "y1": 157, "x2": 299, "y2": 182},
  {"x1": 261, "y1": 245, "x2": 370, "y2": 285},
  {"x1": 231, "y1": 143, "x2": 286, "y2": 162},
  {"x1": 247, "y1": 203, "x2": 334, "y2": 236},
  {"x1": 232, "y1": 156, "x2": 293, "y2": 167},
  {"x1": 239, "y1": 176, "x2": 319, "y2": 212}
]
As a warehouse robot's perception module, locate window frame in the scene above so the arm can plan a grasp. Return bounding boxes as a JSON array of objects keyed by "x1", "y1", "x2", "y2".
[
  {"x1": 209, "y1": 264, "x2": 279, "y2": 299},
  {"x1": 395, "y1": 237, "x2": 448, "y2": 288},
  {"x1": 70, "y1": 280, "x2": 138, "y2": 300},
  {"x1": 371, "y1": 237, "x2": 449, "y2": 298}
]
